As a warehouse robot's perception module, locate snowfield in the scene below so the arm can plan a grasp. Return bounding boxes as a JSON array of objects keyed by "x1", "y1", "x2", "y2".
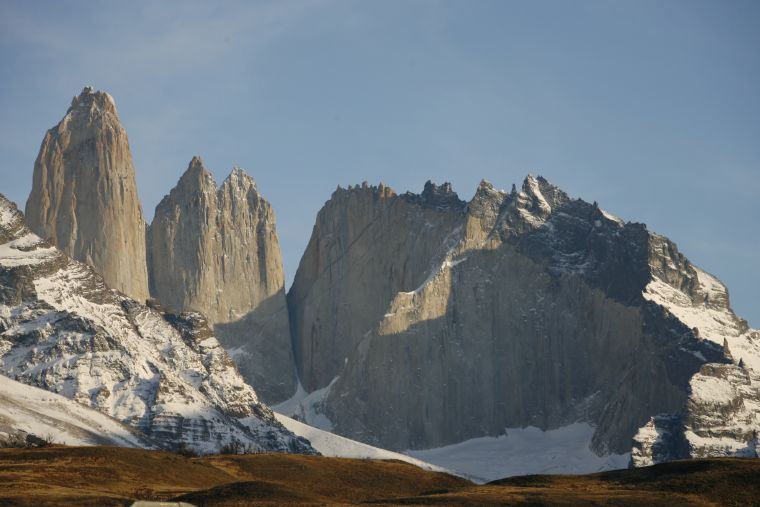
[
  {"x1": 643, "y1": 266, "x2": 760, "y2": 372},
  {"x1": 405, "y1": 423, "x2": 630, "y2": 483},
  {"x1": 274, "y1": 413, "x2": 447, "y2": 473},
  {"x1": 0, "y1": 373, "x2": 151, "y2": 447},
  {"x1": 274, "y1": 382, "x2": 630, "y2": 481}
]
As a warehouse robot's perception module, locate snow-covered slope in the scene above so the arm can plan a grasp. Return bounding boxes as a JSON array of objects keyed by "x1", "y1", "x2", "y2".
[
  {"x1": 643, "y1": 262, "x2": 760, "y2": 372},
  {"x1": 273, "y1": 380, "x2": 336, "y2": 432},
  {"x1": 406, "y1": 423, "x2": 630, "y2": 483},
  {"x1": 0, "y1": 373, "x2": 151, "y2": 448},
  {"x1": 273, "y1": 412, "x2": 447, "y2": 473},
  {"x1": 0, "y1": 194, "x2": 314, "y2": 455},
  {"x1": 631, "y1": 235, "x2": 760, "y2": 465},
  {"x1": 272, "y1": 383, "x2": 449, "y2": 474}
]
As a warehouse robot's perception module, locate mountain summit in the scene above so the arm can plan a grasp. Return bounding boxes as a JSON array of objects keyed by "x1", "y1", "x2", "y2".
[
  {"x1": 25, "y1": 87, "x2": 149, "y2": 301},
  {"x1": 148, "y1": 157, "x2": 296, "y2": 403},
  {"x1": 286, "y1": 176, "x2": 760, "y2": 465}
]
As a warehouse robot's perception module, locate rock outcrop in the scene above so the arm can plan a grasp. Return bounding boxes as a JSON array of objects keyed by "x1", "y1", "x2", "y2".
[
  {"x1": 288, "y1": 181, "x2": 466, "y2": 392},
  {"x1": 148, "y1": 157, "x2": 295, "y2": 403},
  {"x1": 25, "y1": 87, "x2": 149, "y2": 302},
  {"x1": 631, "y1": 263, "x2": 760, "y2": 466},
  {"x1": 0, "y1": 194, "x2": 313, "y2": 454},
  {"x1": 286, "y1": 176, "x2": 758, "y2": 459}
]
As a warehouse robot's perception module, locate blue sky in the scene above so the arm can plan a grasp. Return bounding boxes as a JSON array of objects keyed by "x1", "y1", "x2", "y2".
[{"x1": 0, "y1": 0, "x2": 758, "y2": 325}]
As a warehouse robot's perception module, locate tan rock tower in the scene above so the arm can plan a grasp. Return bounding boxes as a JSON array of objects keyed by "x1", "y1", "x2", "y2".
[
  {"x1": 148, "y1": 157, "x2": 296, "y2": 403},
  {"x1": 25, "y1": 86, "x2": 149, "y2": 301}
]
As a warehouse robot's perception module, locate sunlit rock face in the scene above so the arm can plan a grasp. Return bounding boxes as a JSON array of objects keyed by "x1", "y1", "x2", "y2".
[
  {"x1": 287, "y1": 181, "x2": 466, "y2": 393},
  {"x1": 0, "y1": 194, "x2": 314, "y2": 454},
  {"x1": 25, "y1": 87, "x2": 149, "y2": 302},
  {"x1": 148, "y1": 157, "x2": 295, "y2": 403},
  {"x1": 288, "y1": 175, "x2": 757, "y2": 457}
]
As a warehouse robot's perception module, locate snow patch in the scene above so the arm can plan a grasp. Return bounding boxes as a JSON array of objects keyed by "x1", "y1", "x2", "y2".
[
  {"x1": 690, "y1": 374, "x2": 738, "y2": 405},
  {"x1": 273, "y1": 379, "x2": 336, "y2": 432},
  {"x1": 0, "y1": 373, "x2": 150, "y2": 447},
  {"x1": 405, "y1": 423, "x2": 629, "y2": 483},
  {"x1": 524, "y1": 175, "x2": 552, "y2": 216},
  {"x1": 274, "y1": 413, "x2": 448, "y2": 474},
  {"x1": 401, "y1": 225, "x2": 464, "y2": 296},
  {"x1": 643, "y1": 268, "x2": 760, "y2": 372},
  {"x1": 600, "y1": 208, "x2": 624, "y2": 225},
  {"x1": 0, "y1": 231, "x2": 57, "y2": 267},
  {"x1": 0, "y1": 200, "x2": 17, "y2": 226}
]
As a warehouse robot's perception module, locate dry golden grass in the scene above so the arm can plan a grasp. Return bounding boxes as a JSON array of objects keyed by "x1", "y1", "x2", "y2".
[
  {"x1": 0, "y1": 446, "x2": 758, "y2": 506},
  {"x1": 0, "y1": 446, "x2": 467, "y2": 506}
]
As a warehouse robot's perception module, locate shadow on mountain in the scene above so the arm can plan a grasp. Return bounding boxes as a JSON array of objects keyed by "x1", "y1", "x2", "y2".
[
  {"x1": 324, "y1": 234, "x2": 727, "y2": 454},
  {"x1": 215, "y1": 288, "x2": 298, "y2": 405}
]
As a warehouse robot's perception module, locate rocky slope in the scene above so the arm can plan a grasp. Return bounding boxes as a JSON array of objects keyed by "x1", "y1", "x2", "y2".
[
  {"x1": 632, "y1": 264, "x2": 760, "y2": 465},
  {"x1": 0, "y1": 193, "x2": 313, "y2": 454},
  {"x1": 286, "y1": 176, "x2": 758, "y2": 463},
  {"x1": 148, "y1": 157, "x2": 295, "y2": 403},
  {"x1": 0, "y1": 373, "x2": 153, "y2": 449},
  {"x1": 25, "y1": 87, "x2": 149, "y2": 302}
]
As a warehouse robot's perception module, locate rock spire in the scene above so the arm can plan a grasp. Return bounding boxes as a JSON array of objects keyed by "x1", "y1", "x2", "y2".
[
  {"x1": 25, "y1": 86, "x2": 149, "y2": 301},
  {"x1": 148, "y1": 157, "x2": 296, "y2": 403}
]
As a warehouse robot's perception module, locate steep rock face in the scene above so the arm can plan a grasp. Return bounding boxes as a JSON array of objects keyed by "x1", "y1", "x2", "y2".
[
  {"x1": 0, "y1": 194, "x2": 314, "y2": 454},
  {"x1": 25, "y1": 87, "x2": 149, "y2": 302},
  {"x1": 288, "y1": 181, "x2": 466, "y2": 392},
  {"x1": 286, "y1": 176, "x2": 755, "y2": 458},
  {"x1": 148, "y1": 158, "x2": 294, "y2": 403}
]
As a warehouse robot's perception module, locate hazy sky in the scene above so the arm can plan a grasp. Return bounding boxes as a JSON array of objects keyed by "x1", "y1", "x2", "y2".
[{"x1": 0, "y1": 0, "x2": 757, "y2": 326}]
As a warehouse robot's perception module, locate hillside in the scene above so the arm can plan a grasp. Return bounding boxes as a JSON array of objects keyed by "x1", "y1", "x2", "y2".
[
  {"x1": 0, "y1": 374, "x2": 151, "y2": 449},
  {"x1": 0, "y1": 446, "x2": 758, "y2": 506}
]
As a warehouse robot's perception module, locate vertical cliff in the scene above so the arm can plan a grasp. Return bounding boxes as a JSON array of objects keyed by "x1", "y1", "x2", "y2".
[
  {"x1": 25, "y1": 87, "x2": 149, "y2": 302},
  {"x1": 148, "y1": 157, "x2": 295, "y2": 403},
  {"x1": 287, "y1": 181, "x2": 466, "y2": 392}
]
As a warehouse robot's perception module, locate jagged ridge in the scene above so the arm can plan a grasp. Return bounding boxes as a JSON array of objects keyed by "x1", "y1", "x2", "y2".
[
  {"x1": 148, "y1": 156, "x2": 296, "y2": 404},
  {"x1": 286, "y1": 175, "x2": 758, "y2": 466}
]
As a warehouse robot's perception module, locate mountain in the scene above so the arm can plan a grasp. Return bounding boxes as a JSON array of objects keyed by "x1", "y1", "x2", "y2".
[
  {"x1": 288, "y1": 181, "x2": 465, "y2": 391},
  {"x1": 24, "y1": 87, "x2": 149, "y2": 302},
  {"x1": 285, "y1": 176, "x2": 759, "y2": 467},
  {"x1": 14, "y1": 86, "x2": 758, "y2": 473},
  {"x1": 0, "y1": 368, "x2": 442, "y2": 473},
  {"x1": 148, "y1": 157, "x2": 295, "y2": 403},
  {"x1": 0, "y1": 193, "x2": 312, "y2": 454}
]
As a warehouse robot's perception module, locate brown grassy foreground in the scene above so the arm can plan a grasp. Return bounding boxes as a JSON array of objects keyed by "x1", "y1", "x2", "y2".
[{"x1": 0, "y1": 446, "x2": 758, "y2": 506}]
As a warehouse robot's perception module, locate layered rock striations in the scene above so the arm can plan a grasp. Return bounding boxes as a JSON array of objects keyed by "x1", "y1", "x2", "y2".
[
  {"x1": 25, "y1": 87, "x2": 149, "y2": 302},
  {"x1": 0, "y1": 194, "x2": 314, "y2": 454},
  {"x1": 287, "y1": 176, "x2": 758, "y2": 459},
  {"x1": 148, "y1": 157, "x2": 295, "y2": 403}
]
